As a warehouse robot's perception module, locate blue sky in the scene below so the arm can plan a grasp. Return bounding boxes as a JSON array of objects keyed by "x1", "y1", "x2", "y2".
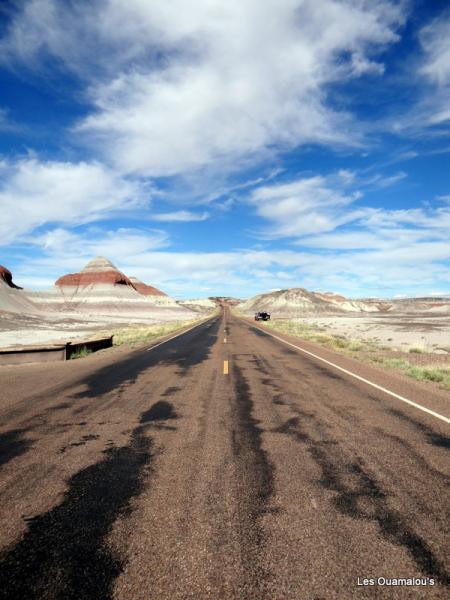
[{"x1": 0, "y1": 0, "x2": 449, "y2": 299}]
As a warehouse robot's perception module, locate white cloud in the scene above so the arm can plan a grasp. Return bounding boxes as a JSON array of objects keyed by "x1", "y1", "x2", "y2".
[
  {"x1": 420, "y1": 15, "x2": 450, "y2": 126},
  {"x1": 244, "y1": 171, "x2": 450, "y2": 294},
  {"x1": 0, "y1": 158, "x2": 148, "y2": 244},
  {"x1": 1, "y1": 0, "x2": 406, "y2": 176},
  {"x1": 399, "y1": 14, "x2": 450, "y2": 129},
  {"x1": 420, "y1": 16, "x2": 450, "y2": 87},
  {"x1": 248, "y1": 168, "x2": 450, "y2": 246},
  {"x1": 151, "y1": 210, "x2": 209, "y2": 222},
  {"x1": 33, "y1": 227, "x2": 169, "y2": 257},
  {"x1": 364, "y1": 171, "x2": 407, "y2": 189},
  {"x1": 18, "y1": 239, "x2": 450, "y2": 298},
  {"x1": 250, "y1": 173, "x2": 363, "y2": 237}
]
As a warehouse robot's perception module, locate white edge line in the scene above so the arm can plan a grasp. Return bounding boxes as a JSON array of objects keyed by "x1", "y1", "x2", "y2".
[
  {"x1": 147, "y1": 317, "x2": 214, "y2": 352},
  {"x1": 251, "y1": 322, "x2": 450, "y2": 426}
]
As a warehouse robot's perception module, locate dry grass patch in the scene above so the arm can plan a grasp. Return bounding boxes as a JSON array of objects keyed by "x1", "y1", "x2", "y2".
[
  {"x1": 408, "y1": 344, "x2": 426, "y2": 354},
  {"x1": 69, "y1": 347, "x2": 93, "y2": 360},
  {"x1": 265, "y1": 319, "x2": 373, "y2": 354},
  {"x1": 112, "y1": 318, "x2": 204, "y2": 347},
  {"x1": 373, "y1": 358, "x2": 450, "y2": 389}
]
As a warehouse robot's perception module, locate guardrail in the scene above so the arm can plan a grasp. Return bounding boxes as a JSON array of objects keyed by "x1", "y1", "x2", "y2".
[{"x1": 0, "y1": 336, "x2": 113, "y2": 366}]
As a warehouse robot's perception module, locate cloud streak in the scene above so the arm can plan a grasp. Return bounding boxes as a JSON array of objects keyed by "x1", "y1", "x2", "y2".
[
  {"x1": 151, "y1": 210, "x2": 209, "y2": 222},
  {"x1": 0, "y1": 158, "x2": 148, "y2": 245}
]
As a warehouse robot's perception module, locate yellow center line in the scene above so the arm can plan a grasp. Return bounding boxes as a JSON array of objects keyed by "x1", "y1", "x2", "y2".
[{"x1": 223, "y1": 360, "x2": 229, "y2": 375}]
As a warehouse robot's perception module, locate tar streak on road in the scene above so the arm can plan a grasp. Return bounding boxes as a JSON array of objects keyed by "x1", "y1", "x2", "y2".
[
  {"x1": 231, "y1": 362, "x2": 275, "y2": 598},
  {"x1": 0, "y1": 400, "x2": 178, "y2": 600},
  {"x1": 275, "y1": 412, "x2": 450, "y2": 585}
]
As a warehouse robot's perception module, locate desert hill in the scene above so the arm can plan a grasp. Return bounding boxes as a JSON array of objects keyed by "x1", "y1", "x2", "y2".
[
  {"x1": 27, "y1": 257, "x2": 192, "y2": 317},
  {"x1": 239, "y1": 287, "x2": 450, "y2": 316},
  {"x1": 0, "y1": 265, "x2": 41, "y2": 315},
  {"x1": 178, "y1": 298, "x2": 217, "y2": 313}
]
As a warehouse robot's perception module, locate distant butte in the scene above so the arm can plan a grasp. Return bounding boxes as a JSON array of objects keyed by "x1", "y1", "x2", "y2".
[{"x1": 55, "y1": 256, "x2": 134, "y2": 288}]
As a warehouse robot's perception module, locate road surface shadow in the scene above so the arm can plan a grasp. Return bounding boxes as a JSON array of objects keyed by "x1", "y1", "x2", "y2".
[
  {"x1": 275, "y1": 414, "x2": 450, "y2": 585},
  {"x1": 249, "y1": 326, "x2": 269, "y2": 338},
  {"x1": 388, "y1": 408, "x2": 450, "y2": 450},
  {"x1": 72, "y1": 320, "x2": 218, "y2": 400},
  {"x1": 0, "y1": 400, "x2": 178, "y2": 600},
  {"x1": 140, "y1": 400, "x2": 177, "y2": 423},
  {"x1": 0, "y1": 428, "x2": 33, "y2": 469},
  {"x1": 59, "y1": 434, "x2": 100, "y2": 454}
]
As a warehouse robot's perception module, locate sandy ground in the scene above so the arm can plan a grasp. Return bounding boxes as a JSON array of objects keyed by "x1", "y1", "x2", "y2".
[
  {"x1": 287, "y1": 314, "x2": 450, "y2": 354},
  {"x1": 0, "y1": 309, "x2": 199, "y2": 348}
]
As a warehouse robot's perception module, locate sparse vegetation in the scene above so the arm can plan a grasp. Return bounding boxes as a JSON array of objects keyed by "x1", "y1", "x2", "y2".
[
  {"x1": 261, "y1": 318, "x2": 450, "y2": 390},
  {"x1": 69, "y1": 347, "x2": 92, "y2": 360},
  {"x1": 112, "y1": 318, "x2": 204, "y2": 347},
  {"x1": 264, "y1": 319, "x2": 373, "y2": 354},
  {"x1": 408, "y1": 345, "x2": 426, "y2": 354},
  {"x1": 376, "y1": 358, "x2": 450, "y2": 388}
]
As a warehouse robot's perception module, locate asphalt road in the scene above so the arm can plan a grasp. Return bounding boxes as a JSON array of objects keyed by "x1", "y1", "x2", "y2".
[{"x1": 0, "y1": 308, "x2": 448, "y2": 599}]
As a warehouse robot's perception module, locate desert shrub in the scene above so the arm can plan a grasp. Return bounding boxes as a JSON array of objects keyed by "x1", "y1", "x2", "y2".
[
  {"x1": 112, "y1": 319, "x2": 202, "y2": 346},
  {"x1": 69, "y1": 347, "x2": 92, "y2": 360},
  {"x1": 348, "y1": 340, "x2": 364, "y2": 351},
  {"x1": 377, "y1": 358, "x2": 450, "y2": 388},
  {"x1": 408, "y1": 345, "x2": 426, "y2": 354}
]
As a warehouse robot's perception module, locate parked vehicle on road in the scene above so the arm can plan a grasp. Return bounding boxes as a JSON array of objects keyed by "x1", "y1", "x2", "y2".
[{"x1": 254, "y1": 311, "x2": 270, "y2": 321}]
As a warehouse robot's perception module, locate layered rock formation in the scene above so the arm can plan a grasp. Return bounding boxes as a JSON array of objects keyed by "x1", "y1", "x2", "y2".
[
  {"x1": 239, "y1": 287, "x2": 367, "y2": 315},
  {"x1": 29, "y1": 257, "x2": 192, "y2": 319},
  {"x1": 239, "y1": 287, "x2": 450, "y2": 316},
  {"x1": 55, "y1": 257, "x2": 133, "y2": 288},
  {"x1": 177, "y1": 298, "x2": 217, "y2": 313},
  {"x1": 314, "y1": 291, "x2": 391, "y2": 313},
  {"x1": 239, "y1": 287, "x2": 385, "y2": 315},
  {"x1": 129, "y1": 277, "x2": 167, "y2": 297}
]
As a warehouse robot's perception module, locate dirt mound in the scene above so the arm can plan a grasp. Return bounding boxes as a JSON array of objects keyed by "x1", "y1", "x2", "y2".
[{"x1": 128, "y1": 277, "x2": 167, "y2": 296}]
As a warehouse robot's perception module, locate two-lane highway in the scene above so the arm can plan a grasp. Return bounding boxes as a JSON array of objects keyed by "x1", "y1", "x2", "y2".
[{"x1": 0, "y1": 308, "x2": 448, "y2": 599}]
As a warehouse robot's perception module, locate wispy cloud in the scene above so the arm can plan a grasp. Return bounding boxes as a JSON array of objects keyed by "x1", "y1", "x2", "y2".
[
  {"x1": 0, "y1": 158, "x2": 149, "y2": 245},
  {"x1": 389, "y1": 13, "x2": 450, "y2": 134},
  {"x1": 249, "y1": 172, "x2": 363, "y2": 237},
  {"x1": 250, "y1": 169, "x2": 450, "y2": 245},
  {"x1": 420, "y1": 15, "x2": 450, "y2": 88},
  {"x1": 151, "y1": 210, "x2": 209, "y2": 222}
]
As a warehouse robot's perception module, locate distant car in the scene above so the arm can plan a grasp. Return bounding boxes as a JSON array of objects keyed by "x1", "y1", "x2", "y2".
[{"x1": 254, "y1": 311, "x2": 270, "y2": 321}]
